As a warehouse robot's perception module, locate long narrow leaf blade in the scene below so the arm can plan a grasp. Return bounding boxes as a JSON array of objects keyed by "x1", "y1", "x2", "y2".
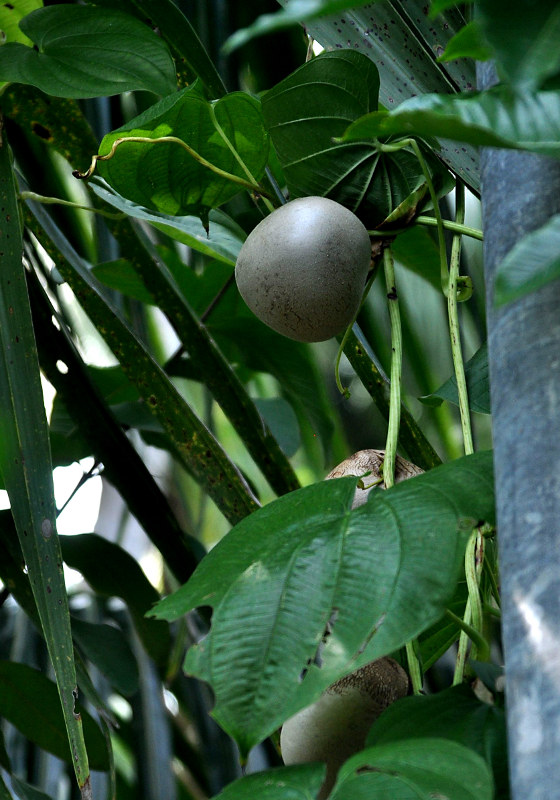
[
  {"x1": 24, "y1": 197, "x2": 258, "y2": 525},
  {"x1": 0, "y1": 123, "x2": 90, "y2": 795}
]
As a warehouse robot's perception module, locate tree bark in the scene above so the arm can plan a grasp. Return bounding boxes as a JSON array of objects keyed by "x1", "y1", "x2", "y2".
[{"x1": 478, "y1": 62, "x2": 560, "y2": 799}]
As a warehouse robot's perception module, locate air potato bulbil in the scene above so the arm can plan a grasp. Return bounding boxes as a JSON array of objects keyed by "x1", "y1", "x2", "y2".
[{"x1": 234, "y1": 196, "x2": 372, "y2": 342}]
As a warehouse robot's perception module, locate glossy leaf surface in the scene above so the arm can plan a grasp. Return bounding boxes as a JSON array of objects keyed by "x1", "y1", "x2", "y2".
[
  {"x1": 211, "y1": 765, "x2": 325, "y2": 799},
  {"x1": 292, "y1": 1, "x2": 479, "y2": 190},
  {"x1": 343, "y1": 86, "x2": 560, "y2": 158},
  {"x1": 330, "y1": 737, "x2": 493, "y2": 800},
  {"x1": 263, "y1": 50, "x2": 448, "y2": 227},
  {"x1": 368, "y1": 684, "x2": 508, "y2": 799},
  {"x1": 152, "y1": 451, "x2": 494, "y2": 756},
  {"x1": 0, "y1": 6, "x2": 176, "y2": 98},
  {"x1": 97, "y1": 84, "x2": 269, "y2": 219}
]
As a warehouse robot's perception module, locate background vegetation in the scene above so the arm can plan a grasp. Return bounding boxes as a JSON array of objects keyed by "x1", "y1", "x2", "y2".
[{"x1": 0, "y1": 1, "x2": 559, "y2": 798}]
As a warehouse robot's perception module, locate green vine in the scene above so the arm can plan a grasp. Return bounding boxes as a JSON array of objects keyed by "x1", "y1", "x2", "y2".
[{"x1": 73, "y1": 134, "x2": 273, "y2": 200}]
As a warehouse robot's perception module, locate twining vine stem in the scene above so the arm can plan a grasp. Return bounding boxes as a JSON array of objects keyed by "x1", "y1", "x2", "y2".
[
  {"x1": 72, "y1": 135, "x2": 273, "y2": 201},
  {"x1": 381, "y1": 245, "x2": 423, "y2": 695}
]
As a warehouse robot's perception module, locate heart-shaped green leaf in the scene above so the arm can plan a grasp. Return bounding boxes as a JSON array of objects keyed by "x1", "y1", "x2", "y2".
[
  {"x1": 262, "y1": 50, "x2": 450, "y2": 227},
  {"x1": 151, "y1": 451, "x2": 494, "y2": 756},
  {"x1": 96, "y1": 83, "x2": 269, "y2": 221},
  {"x1": 367, "y1": 684, "x2": 508, "y2": 799},
  {"x1": 210, "y1": 764, "x2": 326, "y2": 800},
  {"x1": 0, "y1": 5, "x2": 177, "y2": 98},
  {"x1": 331, "y1": 738, "x2": 493, "y2": 800}
]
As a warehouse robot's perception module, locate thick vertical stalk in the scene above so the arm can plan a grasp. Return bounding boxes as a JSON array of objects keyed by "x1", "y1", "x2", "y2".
[{"x1": 478, "y1": 62, "x2": 560, "y2": 800}]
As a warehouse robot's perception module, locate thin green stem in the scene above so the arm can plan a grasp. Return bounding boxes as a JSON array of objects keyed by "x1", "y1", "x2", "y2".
[
  {"x1": 382, "y1": 246, "x2": 422, "y2": 692},
  {"x1": 73, "y1": 135, "x2": 272, "y2": 199},
  {"x1": 416, "y1": 215, "x2": 483, "y2": 241},
  {"x1": 381, "y1": 247, "x2": 402, "y2": 489},
  {"x1": 19, "y1": 191, "x2": 125, "y2": 220},
  {"x1": 445, "y1": 607, "x2": 489, "y2": 659},
  {"x1": 378, "y1": 138, "x2": 449, "y2": 294},
  {"x1": 453, "y1": 527, "x2": 486, "y2": 684},
  {"x1": 368, "y1": 217, "x2": 483, "y2": 242},
  {"x1": 447, "y1": 181, "x2": 474, "y2": 456}
]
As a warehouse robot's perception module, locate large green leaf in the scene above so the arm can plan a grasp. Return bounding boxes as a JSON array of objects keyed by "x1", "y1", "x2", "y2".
[
  {"x1": 330, "y1": 738, "x2": 493, "y2": 800},
  {"x1": 342, "y1": 85, "x2": 560, "y2": 158},
  {"x1": 289, "y1": 1, "x2": 479, "y2": 191},
  {"x1": 421, "y1": 342, "x2": 490, "y2": 414},
  {"x1": 96, "y1": 83, "x2": 269, "y2": 220},
  {"x1": 477, "y1": 0, "x2": 560, "y2": 91},
  {"x1": 151, "y1": 451, "x2": 494, "y2": 756},
  {"x1": 0, "y1": 661, "x2": 108, "y2": 772},
  {"x1": 262, "y1": 50, "x2": 448, "y2": 227},
  {"x1": 0, "y1": 5, "x2": 177, "y2": 98},
  {"x1": 494, "y1": 214, "x2": 560, "y2": 306},
  {"x1": 210, "y1": 765, "x2": 325, "y2": 800},
  {"x1": 0, "y1": 126, "x2": 90, "y2": 793},
  {"x1": 367, "y1": 684, "x2": 509, "y2": 799}
]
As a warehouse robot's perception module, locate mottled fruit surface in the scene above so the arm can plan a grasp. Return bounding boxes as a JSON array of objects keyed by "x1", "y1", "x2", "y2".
[
  {"x1": 281, "y1": 657, "x2": 409, "y2": 799},
  {"x1": 235, "y1": 196, "x2": 371, "y2": 342}
]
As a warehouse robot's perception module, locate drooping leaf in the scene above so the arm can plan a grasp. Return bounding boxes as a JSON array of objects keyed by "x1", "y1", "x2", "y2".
[
  {"x1": 0, "y1": 661, "x2": 108, "y2": 772},
  {"x1": 210, "y1": 765, "x2": 326, "y2": 800},
  {"x1": 438, "y1": 19, "x2": 492, "y2": 63},
  {"x1": 421, "y1": 342, "x2": 490, "y2": 414},
  {"x1": 342, "y1": 85, "x2": 560, "y2": 159},
  {"x1": 477, "y1": 0, "x2": 560, "y2": 91},
  {"x1": 494, "y1": 214, "x2": 560, "y2": 306},
  {"x1": 0, "y1": 124, "x2": 90, "y2": 792},
  {"x1": 0, "y1": 5, "x2": 177, "y2": 98},
  {"x1": 330, "y1": 738, "x2": 493, "y2": 800},
  {"x1": 151, "y1": 451, "x2": 494, "y2": 756},
  {"x1": 90, "y1": 180, "x2": 246, "y2": 266},
  {"x1": 263, "y1": 50, "x2": 449, "y2": 227},
  {"x1": 96, "y1": 83, "x2": 269, "y2": 220},
  {"x1": 367, "y1": 684, "x2": 509, "y2": 799},
  {"x1": 71, "y1": 618, "x2": 139, "y2": 697},
  {"x1": 223, "y1": 0, "x2": 376, "y2": 52}
]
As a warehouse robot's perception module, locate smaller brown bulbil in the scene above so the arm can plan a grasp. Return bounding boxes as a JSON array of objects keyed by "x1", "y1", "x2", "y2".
[
  {"x1": 280, "y1": 657, "x2": 409, "y2": 799},
  {"x1": 326, "y1": 448, "x2": 423, "y2": 508}
]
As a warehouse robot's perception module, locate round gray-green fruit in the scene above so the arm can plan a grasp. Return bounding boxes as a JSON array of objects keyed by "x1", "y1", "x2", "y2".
[
  {"x1": 280, "y1": 658, "x2": 409, "y2": 799},
  {"x1": 234, "y1": 196, "x2": 371, "y2": 342}
]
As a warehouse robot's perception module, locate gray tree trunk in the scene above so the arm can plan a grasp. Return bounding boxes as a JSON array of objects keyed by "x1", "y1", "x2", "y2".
[{"x1": 478, "y1": 62, "x2": 560, "y2": 800}]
